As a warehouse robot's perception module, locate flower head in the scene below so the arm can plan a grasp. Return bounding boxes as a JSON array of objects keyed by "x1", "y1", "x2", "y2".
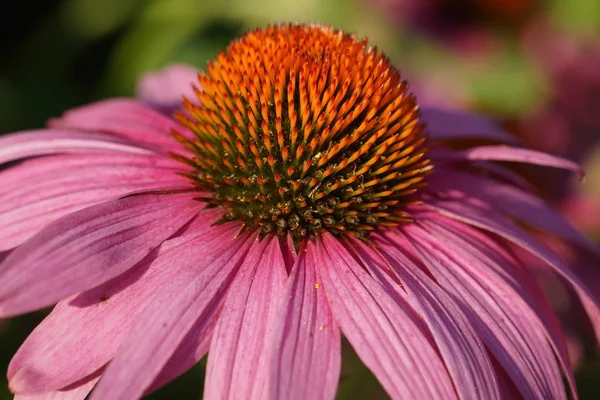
[
  {"x1": 1, "y1": 23, "x2": 599, "y2": 400},
  {"x1": 174, "y1": 25, "x2": 431, "y2": 239}
]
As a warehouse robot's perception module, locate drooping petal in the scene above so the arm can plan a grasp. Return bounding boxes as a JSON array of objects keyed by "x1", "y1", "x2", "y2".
[
  {"x1": 397, "y1": 223, "x2": 567, "y2": 400},
  {"x1": 48, "y1": 99, "x2": 193, "y2": 153},
  {"x1": 0, "y1": 192, "x2": 200, "y2": 317},
  {"x1": 14, "y1": 376, "x2": 100, "y2": 400},
  {"x1": 419, "y1": 215, "x2": 577, "y2": 397},
  {"x1": 430, "y1": 145, "x2": 584, "y2": 177},
  {"x1": 0, "y1": 130, "x2": 151, "y2": 165},
  {"x1": 264, "y1": 243, "x2": 341, "y2": 400},
  {"x1": 425, "y1": 198, "x2": 600, "y2": 342},
  {"x1": 427, "y1": 170, "x2": 599, "y2": 256},
  {"x1": 90, "y1": 232, "x2": 258, "y2": 400},
  {"x1": 204, "y1": 236, "x2": 288, "y2": 399},
  {"x1": 0, "y1": 153, "x2": 191, "y2": 251},
  {"x1": 420, "y1": 107, "x2": 516, "y2": 143},
  {"x1": 136, "y1": 64, "x2": 200, "y2": 113},
  {"x1": 7, "y1": 211, "x2": 233, "y2": 393},
  {"x1": 317, "y1": 234, "x2": 457, "y2": 400},
  {"x1": 350, "y1": 236, "x2": 500, "y2": 400}
]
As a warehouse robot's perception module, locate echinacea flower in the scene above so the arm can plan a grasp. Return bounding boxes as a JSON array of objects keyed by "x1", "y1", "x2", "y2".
[{"x1": 1, "y1": 24, "x2": 599, "y2": 400}]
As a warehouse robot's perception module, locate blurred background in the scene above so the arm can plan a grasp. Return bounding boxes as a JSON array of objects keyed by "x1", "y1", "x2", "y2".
[{"x1": 1, "y1": 0, "x2": 599, "y2": 398}]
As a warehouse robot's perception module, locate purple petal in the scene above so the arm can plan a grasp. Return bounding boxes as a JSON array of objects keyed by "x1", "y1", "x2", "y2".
[
  {"x1": 0, "y1": 192, "x2": 200, "y2": 317},
  {"x1": 430, "y1": 146, "x2": 584, "y2": 178},
  {"x1": 420, "y1": 107, "x2": 517, "y2": 143},
  {"x1": 351, "y1": 236, "x2": 501, "y2": 400},
  {"x1": 317, "y1": 234, "x2": 457, "y2": 400},
  {"x1": 397, "y1": 220, "x2": 570, "y2": 399},
  {"x1": 424, "y1": 198, "x2": 600, "y2": 342},
  {"x1": 204, "y1": 236, "x2": 288, "y2": 399},
  {"x1": 266, "y1": 243, "x2": 341, "y2": 400},
  {"x1": 14, "y1": 377, "x2": 99, "y2": 400},
  {"x1": 136, "y1": 64, "x2": 200, "y2": 113},
  {"x1": 0, "y1": 130, "x2": 151, "y2": 165},
  {"x1": 427, "y1": 170, "x2": 600, "y2": 256},
  {"x1": 48, "y1": 99, "x2": 193, "y2": 153},
  {"x1": 90, "y1": 232, "x2": 258, "y2": 400},
  {"x1": 7, "y1": 211, "x2": 233, "y2": 393},
  {"x1": 0, "y1": 153, "x2": 190, "y2": 251}
]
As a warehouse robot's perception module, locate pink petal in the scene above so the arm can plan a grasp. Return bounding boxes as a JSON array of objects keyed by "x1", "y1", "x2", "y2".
[
  {"x1": 0, "y1": 153, "x2": 190, "y2": 251},
  {"x1": 136, "y1": 64, "x2": 200, "y2": 112},
  {"x1": 398, "y1": 221, "x2": 569, "y2": 399},
  {"x1": 317, "y1": 234, "x2": 457, "y2": 400},
  {"x1": 427, "y1": 170, "x2": 600, "y2": 256},
  {"x1": 420, "y1": 107, "x2": 516, "y2": 143},
  {"x1": 352, "y1": 236, "x2": 501, "y2": 400},
  {"x1": 265, "y1": 242, "x2": 341, "y2": 400},
  {"x1": 8, "y1": 211, "x2": 233, "y2": 393},
  {"x1": 493, "y1": 357, "x2": 523, "y2": 399},
  {"x1": 430, "y1": 146, "x2": 584, "y2": 178},
  {"x1": 410, "y1": 217, "x2": 577, "y2": 397},
  {"x1": 0, "y1": 249, "x2": 10, "y2": 263},
  {"x1": 49, "y1": 99, "x2": 193, "y2": 153},
  {"x1": 425, "y1": 198, "x2": 600, "y2": 342},
  {"x1": 204, "y1": 236, "x2": 288, "y2": 399},
  {"x1": 464, "y1": 160, "x2": 533, "y2": 190},
  {"x1": 0, "y1": 192, "x2": 200, "y2": 317},
  {"x1": 0, "y1": 130, "x2": 151, "y2": 164},
  {"x1": 90, "y1": 232, "x2": 258, "y2": 400},
  {"x1": 14, "y1": 376, "x2": 99, "y2": 400},
  {"x1": 279, "y1": 234, "x2": 298, "y2": 273},
  {"x1": 146, "y1": 297, "x2": 224, "y2": 393}
]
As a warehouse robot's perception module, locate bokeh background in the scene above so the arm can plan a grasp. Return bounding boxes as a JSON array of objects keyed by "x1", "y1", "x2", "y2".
[{"x1": 1, "y1": 0, "x2": 599, "y2": 398}]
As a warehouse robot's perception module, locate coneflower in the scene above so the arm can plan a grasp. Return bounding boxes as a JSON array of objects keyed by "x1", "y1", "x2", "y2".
[{"x1": 1, "y1": 24, "x2": 598, "y2": 400}]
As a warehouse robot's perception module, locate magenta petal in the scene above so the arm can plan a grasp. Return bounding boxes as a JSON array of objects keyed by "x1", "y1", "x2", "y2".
[
  {"x1": 427, "y1": 170, "x2": 599, "y2": 256},
  {"x1": 7, "y1": 213, "x2": 233, "y2": 393},
  {"x1": 136, "y1": 64, "x2": 199, "y2": 112},
  {"x1": 265, "y1": 243, "x2": 341, "y2": 400},
  {"x1": 317, "y1": 234, "x2": 457, "y2": 400},
  {"x1": 420, "y1": 107, "x2": 516, "y2": 143},
  {"x1": 204, "y1": 236, "x2": 288, "y2": 399},
  {"x1": 425, "y1": 198, "x2": 600, "y2": 342},
  {"x1": 0, "y1": 130, "x2": 151, "y2": 164},
  {"x1": 49, "y1": 99, "x2": 192, "y2": 153},
  {"x1": 398, "y1": 223, "x2": 568, "y2": 399},
  {"x1": 89, "y1": 233, "x2": 257, "y2": 400},
  {"x1": 0, "y1": 153, "x2": 190, "y2": 251},
  {"x1": 431, "y1": 145, "x2": 584, "y2": 177},
  {"x1": 354, "y1": 236, "x2": 500, "y2": 400},
  {"x1": 0, "y1": 192, "x2": 200, "y2": 317},
  {"x1": 14, "y1": 377, "x2": 99, "y2": 400}
]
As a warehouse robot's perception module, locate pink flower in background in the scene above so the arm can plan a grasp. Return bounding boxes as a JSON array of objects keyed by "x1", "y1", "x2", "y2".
[
  {"x1": 366, "y1": 0, "x2": 538, "y2": 51},
  {"x1": 519, "y1": 23, "x2": 600, "y2": 199},
  {"x1": 1, "y1": 24, "x2": 599, "y2": 400}
]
